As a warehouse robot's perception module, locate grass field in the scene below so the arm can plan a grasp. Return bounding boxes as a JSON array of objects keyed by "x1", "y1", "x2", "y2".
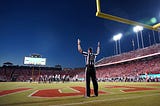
[{"x1": 0, "y1": 82, "x2": 160, "y2": 106}]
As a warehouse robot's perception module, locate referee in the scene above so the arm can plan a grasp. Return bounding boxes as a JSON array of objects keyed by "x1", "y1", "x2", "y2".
[{"x1": 77, "y1": 39, "x2": 100, "y2": 98}]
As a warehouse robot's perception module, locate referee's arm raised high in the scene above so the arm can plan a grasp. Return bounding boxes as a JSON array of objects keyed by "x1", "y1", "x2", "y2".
[
  {"x1": 77, "y1": 39, "x2": 83, "y2": 54},
  {"x1": 95, "y1": 42, "x2": 100, "y2": 56}
]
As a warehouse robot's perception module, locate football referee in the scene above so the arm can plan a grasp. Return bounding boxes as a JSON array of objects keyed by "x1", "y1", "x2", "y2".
[{"x1": 77, "y1": 39, "x2": 100, "y2": 98}]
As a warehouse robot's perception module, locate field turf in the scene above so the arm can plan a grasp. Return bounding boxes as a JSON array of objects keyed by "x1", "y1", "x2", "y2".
[{"x1": 0, "y1": 82, "x2": 160, "y2": 106}]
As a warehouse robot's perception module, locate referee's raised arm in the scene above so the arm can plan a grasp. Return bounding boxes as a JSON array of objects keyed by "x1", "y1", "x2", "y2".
[
  {"x1": 96, "y1": 42, "x2": 100, "y2": 55},
  {"x1": 77, "y1": 39, "x2": 83, "y2": 53}
]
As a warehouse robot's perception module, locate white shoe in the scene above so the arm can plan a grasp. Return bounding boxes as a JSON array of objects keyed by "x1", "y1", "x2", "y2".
[{"x1": 84, "y1": 96, "x2": 90, "y2": 98}]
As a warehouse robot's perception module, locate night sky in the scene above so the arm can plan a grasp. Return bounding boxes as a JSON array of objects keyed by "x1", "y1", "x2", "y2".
[{"x1": 0, "y1": 0, "x2": 160, "y2": 68}]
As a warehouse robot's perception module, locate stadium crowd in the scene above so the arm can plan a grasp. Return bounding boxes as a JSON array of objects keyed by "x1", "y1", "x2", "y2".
[
  {"x1": 0, "y1": 44, "x2": 160, "y2": 82},
  {"x1": 95, "y1": 44, "x2": 160, "y2": 65},
  {"x1": 96, "y1": 56, "x2": 160, "y2": 82},
  {"x1": 0, "y1": 65, "x2": 81, "y2": 82}
]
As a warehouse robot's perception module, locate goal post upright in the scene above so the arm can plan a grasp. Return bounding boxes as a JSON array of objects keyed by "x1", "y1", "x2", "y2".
[
  {"x1": 96, "y1": 0, "x2": 101, "y2": 13},
  {"x1": 95, "y1": 0, "x2": 159, "y2": 31}
]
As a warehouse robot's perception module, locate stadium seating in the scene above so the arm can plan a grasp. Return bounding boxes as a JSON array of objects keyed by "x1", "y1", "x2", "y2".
[
  {"x1": 0, "y1": 44, "x2": 159, "y2": 82},
  {"x1": 95, "y1": 44, "x2": 160, "y2": 65}
]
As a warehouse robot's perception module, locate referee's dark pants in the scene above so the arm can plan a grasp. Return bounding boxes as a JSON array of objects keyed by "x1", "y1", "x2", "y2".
[{"x1": 85, "y1": 65, "x2": 98, "y2": 97}]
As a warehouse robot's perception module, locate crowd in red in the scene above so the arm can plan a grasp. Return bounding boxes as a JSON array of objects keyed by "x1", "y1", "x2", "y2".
[
  {"x1": 95, "y1": 44, "x2": 160, "y2": 66},
  {"x1": 96, "y1": 56, "x2": 160, "y2": 82},
  {"x1": 0, "y1": 66, "x2": 81, "y2": 82},
  {"x1": 0, "y1": 44, "x2": 160, "y2": 82}
]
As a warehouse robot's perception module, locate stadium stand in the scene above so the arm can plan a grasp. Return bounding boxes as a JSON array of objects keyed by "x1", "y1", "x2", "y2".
[
  {"x1": 0, "y1": 44, "x2": 159, "y2": 82},
  {"x1": 0, "y1": 66, "x2": 62, "y2": 82},
  {"x1": 95, "y1": 44, "x2": 160, "y2": 82},
  {"x1": 0, "y1": 65, "x2": 83, "y2": 82},
  {"x1": 95, "y1": 44, "x2": 160, "y2": 66}
]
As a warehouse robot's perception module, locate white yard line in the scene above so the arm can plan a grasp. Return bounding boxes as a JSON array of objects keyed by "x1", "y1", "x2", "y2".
[
  {"x1": 58, "y1": 89, "x2": 62, "y2": 93},
  {"x1": 28, "y1": 90, "x2": 39, "y2": 97},
  {"x1": 68, "y1": 87, "x2": 80, "y2": 93}
]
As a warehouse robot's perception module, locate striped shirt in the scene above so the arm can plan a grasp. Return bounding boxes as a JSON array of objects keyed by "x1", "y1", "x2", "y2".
[
  {"x1": 82, "y1": 51, "x2": 98, "y2": 66},
  {"x1": 78, "y1": 40, "x2": 100, "y2": 66}
]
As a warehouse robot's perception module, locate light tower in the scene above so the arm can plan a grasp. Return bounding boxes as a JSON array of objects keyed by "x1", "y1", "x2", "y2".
[
  {"x1": 133, "y1": 26, "x2": 144, "y2": 49},
  {"x1": 113, "y1": 33, "x2": 122, "y2": 54}
]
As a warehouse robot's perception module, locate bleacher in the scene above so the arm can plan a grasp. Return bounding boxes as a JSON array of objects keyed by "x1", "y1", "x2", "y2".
[
  {"x1": 95, "y1": 44, "x2": 160, "y2": 82},
  {"x1": 0, "y1": 44, "x2": 160, "y2": 82},
  {"x1": 0, "y1": 66, "x2": 62, "y2": 82},
  {"x1": 95, "y1": 44, "x2": 160, "y2": 67}
]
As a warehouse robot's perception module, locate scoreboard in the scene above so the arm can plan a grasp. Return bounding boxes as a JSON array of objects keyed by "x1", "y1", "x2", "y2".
[{"x1": 24, "y1": 57, "x2": 46, "y2": 65}]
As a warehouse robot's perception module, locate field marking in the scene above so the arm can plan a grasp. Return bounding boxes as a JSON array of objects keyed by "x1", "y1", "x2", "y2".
[
  {"x1": 106, "y1": 85, "x2": 159, "y2": 93},
  {"x1": 49, "y1": 93, "x2": 160, "y2": 106},
  {"x1": 29, "y1": 89, "x2": 64, "y2": 98},
  {"x1": 29, "y1": 86, "x2": 108, "y2": 98},
  {"x1": 28, "y1": 90, "x2": 39, "y2": 97},
  {"x1": 68, "y1": 87, "x2": 80, "y2": 93},
  {"x1": 28, "y1": 89, "x2": 79, "y2": 99},
  {"x1": 58, "y1": 89, "x2": 62, "y2": 93},
  {"x1": 0, "y1": 88, "x2": 32, "y2": 97}
]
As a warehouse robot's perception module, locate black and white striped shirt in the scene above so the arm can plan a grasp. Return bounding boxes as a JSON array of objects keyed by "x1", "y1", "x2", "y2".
[{"x1": 82, "y1": 51, "x2": 98, "y2": 66}]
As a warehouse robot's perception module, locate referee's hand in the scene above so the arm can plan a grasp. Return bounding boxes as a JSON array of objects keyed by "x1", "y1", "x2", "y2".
[
  {"x1": 78, "y1": 39, "x2": 81, "y2": 45},
  {"x1": 98, "y1": 42, "x2": 100, "y2": 46}
]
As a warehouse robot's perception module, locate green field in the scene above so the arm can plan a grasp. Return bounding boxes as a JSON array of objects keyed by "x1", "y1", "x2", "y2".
[{"x1": 0, "y1": 82, "x2": 160, "y2": 106}]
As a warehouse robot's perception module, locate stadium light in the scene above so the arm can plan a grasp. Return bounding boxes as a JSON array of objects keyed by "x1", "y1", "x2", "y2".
[
  {"x1": 133, "y1": 26, "x2": 144, "y2": 49},
  {"x1": 139, "y1": 26, "x2": 144, "y2": 48},
  {"x1": 113, "y1": 33, "x2": 122, "y2": 41},
  {"x1": 113, "y1": 33, "x2": 123, "y2": 54}
]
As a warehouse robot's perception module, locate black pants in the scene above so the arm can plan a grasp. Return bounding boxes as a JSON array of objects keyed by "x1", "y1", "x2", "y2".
[{"x1": 85, "y1": 65, "x2": 98, "y2": 97}]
